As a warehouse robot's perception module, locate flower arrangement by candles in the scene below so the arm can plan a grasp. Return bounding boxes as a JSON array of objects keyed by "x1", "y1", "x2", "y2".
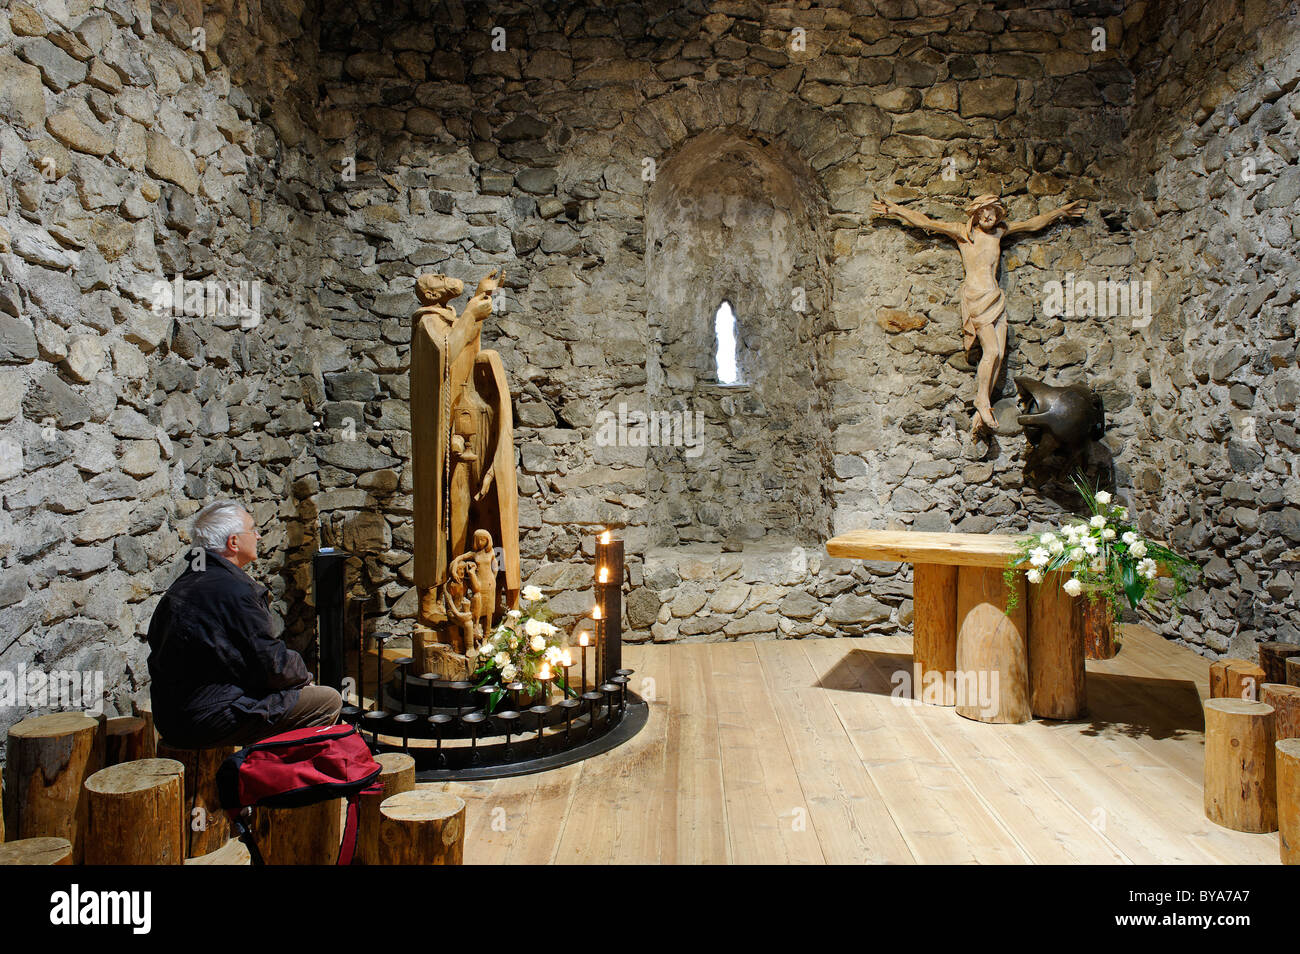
[
  {"x1": 1004, "y1": 474, "x2": 1199, "y2": 619},
  {"x1": 470, "y1": 585, "x2": 574, "y2": 711}
]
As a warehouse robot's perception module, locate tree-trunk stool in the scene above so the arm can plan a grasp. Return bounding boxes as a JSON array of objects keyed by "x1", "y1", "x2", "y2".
[
  {"x1": 1209, "y1": 657, "x2": 1265, "y2": 701},
  {"x1": 1203, "y1": 698, "x2": 1277, "y2": 833},
  {"x1": 3, "y1": 712, "x2": 104, "y2": 863},
  {"x1": 156, "y1": 742, "x2": 235, "y2": 858},
  {"x1": 0, "y1": 837, "x2": 73, "y2": 865},
  {"x1": 378, "y1": 790, "x2": 466, "y2": 865},
  {"x1": 84, "y1": 758, "x2": 185, "y2": 865}
]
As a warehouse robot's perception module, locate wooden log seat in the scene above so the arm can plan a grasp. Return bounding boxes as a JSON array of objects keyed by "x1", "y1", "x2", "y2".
[
  {"x1": 252, "y1": 798, "x2": 343, "y2": 865},
  {"x1": 1209, "y1": 657, "x2": 1265, "y2": 701},
  {"x1": 3, "y1": 712, "x2": 104, "y2": 863},
  {"x1": 184, "y1": 839, "x2": 252, "y2": 866},
  {"x1": 0, "y1": 837, "x2": 73, "y2": 865},
  {"x1": 357, "y1": 753, "x2": 417, "y2": 866},
  {"x1": 1262, "y1": 684, "x2": 1300, "y2": 741},
  {"x1": 1278, "y1": 738, "x2": 1300, "y2": 865},
  {"x1": 379, "y1": 790, "x2": 466, "y2": 865},
  {"x1": 84, "y1": 758, "x2": 185, "y2": 865},
  {"x1": 156, "y1": 742, "x2": 235, "y2": 858},
  {"x1": 1258, "y1": 642, "x2": 1300, "y2": 685},
  {"x1": 1203, "y1": 698, "x2": 1277, "y2": 834}
]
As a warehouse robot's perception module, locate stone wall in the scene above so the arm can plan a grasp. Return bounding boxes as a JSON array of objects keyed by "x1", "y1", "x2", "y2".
[
  {"x1": 311, "y1": 0, "x2": 1145, "y2": 643},
  {"x1": 1110, "y1": 0, "x2": 1300, "y2": 656},
  {"x1": 0, "y1": 0, "x2": 327, "y2": 751},
  {"x1": 3, "y1": 0, "x2": 1299, "y2": 753}
]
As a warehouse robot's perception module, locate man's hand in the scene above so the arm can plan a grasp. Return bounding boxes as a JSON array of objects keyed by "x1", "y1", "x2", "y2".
[
  {"x1": 473, "y1": 267, "x2": 504, "y2": 298},
  {"x1": 474, "y1": 466, "x2": 495, "y2": 502},
  {"x1": 464, "y1": 294, "x2": 493, "y2": 323}
]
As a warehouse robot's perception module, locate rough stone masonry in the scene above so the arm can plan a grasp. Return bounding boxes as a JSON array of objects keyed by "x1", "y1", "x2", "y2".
[{"x1": 0, "y1": 0, "x2": 1297, "y2": 753}]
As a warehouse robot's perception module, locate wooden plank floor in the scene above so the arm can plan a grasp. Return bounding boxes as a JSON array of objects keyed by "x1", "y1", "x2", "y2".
[{"x1": 426, "y1": 625, "x2": 1281, "y2": 864}]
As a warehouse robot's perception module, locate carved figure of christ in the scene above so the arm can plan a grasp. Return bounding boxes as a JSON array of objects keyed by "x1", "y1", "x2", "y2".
[{"x1": 870, "y1": 194, "x2": 1085, "y2": 433}]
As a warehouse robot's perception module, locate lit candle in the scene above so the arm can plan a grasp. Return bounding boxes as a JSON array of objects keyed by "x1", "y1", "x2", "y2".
[
  {"x1": 600, "y1": 530, "x2": 611, "y2": 545},
  {"x1": 560, "y1": 649, "x2": 573, "y2": 667},
  {"x1": 598, "y1": 566, "x2": 608, "y2": 583},
  {"x1": 538, "y1": 662, "x2": 551, "y2": 680},
  {"x1": 592, "y1": 605, "x2": 602, "y2": 621},
  {"x1": 578, "y1": 632, "x2": 589, "y2": 647}
]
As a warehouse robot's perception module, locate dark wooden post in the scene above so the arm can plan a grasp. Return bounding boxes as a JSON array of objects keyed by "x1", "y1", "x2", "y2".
[{"x1": 595, "y1": 529, "x2": 624, "y2": 683}]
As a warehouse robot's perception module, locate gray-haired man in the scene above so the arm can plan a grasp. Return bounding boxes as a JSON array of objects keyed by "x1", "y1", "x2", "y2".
[{"x1": 146, "y1": 500, "x2": 342, "y2": 748}]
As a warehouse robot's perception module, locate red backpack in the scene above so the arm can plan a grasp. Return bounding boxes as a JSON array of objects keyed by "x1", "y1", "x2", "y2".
[{"x1": 217, "y1": 723, "x2": 382, "y2": 865}]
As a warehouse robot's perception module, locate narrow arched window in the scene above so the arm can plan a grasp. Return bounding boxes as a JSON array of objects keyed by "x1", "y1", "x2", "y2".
[{"x1": 714, "y1": 300, "x2": 740, "y2": 385}]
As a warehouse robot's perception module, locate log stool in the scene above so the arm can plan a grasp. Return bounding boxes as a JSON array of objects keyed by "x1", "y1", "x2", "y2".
[
  {"x1": 157, "y1": 742, "x2": 235, "y2": 858},
  {"x1": 184, "y1": 838, "x2": 251, "y2": 866},
  {"x1": 130, "y1": 702, "x2": 159, "y2": 758},
  {"x1": 105, "y1": 717, "x2": 149, "y2": 766},
  {"x1": 252, "y1": 798, "x2": 343, "y2": 865},
  {"x1": 3, "y1": 712, "x2": 103, "y2": 862},
  {"x1": 1278, "y1": 738, "x2": 1300, "y2": 865},
  {"x1": 1209, "y1": 657, "x2": 1265, "y2": 701},
  {"x1": 1289, "y1": 656, "x2": 1300, "y2": 688},
  {"x1": 1203, "y1": 698, "x2": 1277, "y2": 833},
  {"x1": 1262, "y1": 684, "x2": 1300, "y2": 741},
  {"x1": 1259, "y1": 642, "x2": 1300, "y2": 685},
  {"x1": 0, "y1": 837, "x2": 73, "y2": 865},
  {"x1": 955, "y1": 567, "x2": 1030, "y2": 724},
  {"x1": 1027, "y1": 572, "x2": 1087, "y2": 720},
  {"x1": 912, "y1": 564, "x2": 958, "y2": 705},
  {"x1": 357, "y1": 753, "x2": 416, "y2": 866},
  {"x1": 84, "y1": 758, "x2": 185, "y2": 865},
  {"x1": 379, "y1": 790, "x2": 466, "y2": 865}
]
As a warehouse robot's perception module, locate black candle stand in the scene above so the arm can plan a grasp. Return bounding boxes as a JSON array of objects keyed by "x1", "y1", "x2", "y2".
[{"x1": 350, "y1": 668, "x2": 648, "y2": 781}]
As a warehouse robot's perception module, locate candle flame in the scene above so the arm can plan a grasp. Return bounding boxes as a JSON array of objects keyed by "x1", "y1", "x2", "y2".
[
  {"x1": 598, "y1": 567, "x2": 608, "y2": 583},
  {"x1": 539, "y1": 663, "x2": 551, "y2": 680},
  {"x1": 560, "y1": 649, "x2": 573, "y2": 667},
  {"x1": 579, "y1": 633, "x2": 589, "y2": 646},
  {"x1": 592, "y1": 605, "x2": 602, "y2": 620},
  {"x1": 600, "y1": 530, "x2": 611, "y2": 544}
]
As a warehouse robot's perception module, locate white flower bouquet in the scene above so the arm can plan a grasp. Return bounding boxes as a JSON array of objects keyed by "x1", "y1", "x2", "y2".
[
  {"x1": 470, "y1": 585, "x2": 575, "y2": 711},
  {"x1": 1005, "y1": 474, "x2": 1199, "y2": 620}
]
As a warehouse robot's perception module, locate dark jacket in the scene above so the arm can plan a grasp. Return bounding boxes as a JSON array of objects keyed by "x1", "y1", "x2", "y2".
[{"x1": 146, "y1": 550, "x2": 310, "y2": 748}]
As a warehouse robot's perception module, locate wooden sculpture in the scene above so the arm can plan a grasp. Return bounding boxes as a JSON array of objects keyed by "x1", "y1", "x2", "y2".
[
  {"x1": 871, "y1": 194, "x2": 1086, "y2": 434},
  {"x1": 410, "y1": 269, "x2": 520, "y2": 677}
]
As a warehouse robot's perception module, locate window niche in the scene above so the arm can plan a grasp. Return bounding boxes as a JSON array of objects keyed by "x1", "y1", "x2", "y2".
[{"x1": 645, "y1": 130, "x2": 834, "y2": 549}]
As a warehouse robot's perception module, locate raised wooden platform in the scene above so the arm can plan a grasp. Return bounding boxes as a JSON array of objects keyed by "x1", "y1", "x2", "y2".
[{"x1": 429, "y1": 625, "x2": 1279, "y2": 864}]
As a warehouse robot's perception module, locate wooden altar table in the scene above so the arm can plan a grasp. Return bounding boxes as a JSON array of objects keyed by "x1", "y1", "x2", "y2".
[{"x1": 825, "y1": 530, "x2": 1086, "y2": 724}]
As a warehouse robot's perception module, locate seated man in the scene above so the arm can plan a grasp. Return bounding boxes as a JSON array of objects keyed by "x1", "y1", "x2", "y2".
[{"x1": 147, "y1": 500, "x2": 341, "y2": 748}]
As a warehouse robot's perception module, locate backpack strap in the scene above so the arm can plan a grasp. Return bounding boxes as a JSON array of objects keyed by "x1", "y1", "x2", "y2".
[
  {"x1": 229, "y1": 809, "x2": 265, "y2": 867},
  {"x1": 336, "y1": 782, "x2": 382, "y2": 866}
]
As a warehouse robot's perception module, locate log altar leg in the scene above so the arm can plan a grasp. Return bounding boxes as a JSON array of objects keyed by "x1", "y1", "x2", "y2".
[
  {"x1": 1080, "y1": 597, "x2": 1116, "y2": 659},
  {"x1": 3, "y1": 712, "x2": 103, "y2": 863},
  {"x1": 1262, "y1": 684, "x2": 1300, "y2": 741},
  {"x1": 157, "y1": 743, "x2": 234, "y2": 858},
  {"x1": 1259, "y1": 642, "x2": 1300, "y2": 685},
  {"x1": 357, "y1": 753, "x2": 416, "y2": 866},
  {"x1": 955, "y1": 566, "x2": 1029, "y2": 724},
  {"x1": 379, "y1": 790, "x2": 466, "y2": 865},
  {"x1": 252, "y1": 798, "x2": 343, "y2": 865},
  {"x1": 1203, "y1": 698, "x2": 1277, "y2": 833},
  {"x1": 912, "y1": 563, "x2": 958, "y2": 705},
  {"x1": 1209, "y1": 657, "x2": 1265, "y2": 701},
  {"x1": 1027, "y1": 572, "x2": 1087, "y2": 720},
  {"x1": 84, "y1": 758, "x2": 185, "y2": 865},
  {"x1": 1278, "y1": 738, "x2": 1300, "y2": 865},
  {"x1": 0, "y1": 837, "x2": 73, "y2": 865}
]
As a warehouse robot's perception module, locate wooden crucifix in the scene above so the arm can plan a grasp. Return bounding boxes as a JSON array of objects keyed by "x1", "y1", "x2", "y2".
[{"x1": 870, "y1": 194, "x2": 1086, "y2": 435}]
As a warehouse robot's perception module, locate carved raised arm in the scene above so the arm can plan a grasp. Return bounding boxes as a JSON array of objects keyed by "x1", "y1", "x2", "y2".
[
  {"x1": 871, "y1": 198, "x2": 965, "y2": 241},
  {"x1": 1005, "y1": 199, "x2": 1086, "y2": 236}
]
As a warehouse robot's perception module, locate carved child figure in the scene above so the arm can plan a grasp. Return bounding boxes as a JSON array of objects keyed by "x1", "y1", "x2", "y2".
[
  {"x1": 470, "y1": 529, "x2": 497, "y2": 642},
  {"x1": 442, "y1": 556, "x2": 475, "y2": 655}
]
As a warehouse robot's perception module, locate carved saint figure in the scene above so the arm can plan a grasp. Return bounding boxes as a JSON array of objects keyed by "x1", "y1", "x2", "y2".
[
  {"x1": 410, "y1": 269, "x2": 520, "y2": 670},
  {"x1": 469, "y1": 528, "x2": 497, "y2": 642},
  {"x1": 871, "y1": 194, "x2": 1086, "y2": 434}
]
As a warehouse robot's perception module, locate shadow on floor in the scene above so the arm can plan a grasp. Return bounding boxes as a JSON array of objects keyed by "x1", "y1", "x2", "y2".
[{"x1": 809, "y1": 646, "x2": 1204, "y2": 742}]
